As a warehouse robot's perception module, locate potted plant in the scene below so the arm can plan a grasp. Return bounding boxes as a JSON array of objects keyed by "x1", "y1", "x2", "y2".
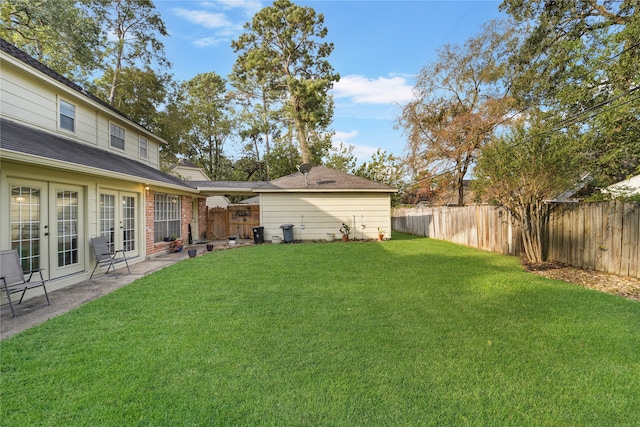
[
  {"x1": 325, "y1": 232, "x2": 335, "y2": 242},
  {"x1": 339, "y1": 223, "x2": 351, "y2": 242},
  {"x1": 167, "y1": 236, "x2": 184, "y2": 253},
  {"x1": 377, "y1": 227, "x2": 385, "y2": 241}
]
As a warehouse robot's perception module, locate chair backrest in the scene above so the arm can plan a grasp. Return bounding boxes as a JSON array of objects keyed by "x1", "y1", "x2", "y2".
[
  {"x1": 0, "y1": 249, "x2": 26, "y2": 286},
  {"x1": 90, "y1": 236, "x2": 112, "y2": 260}
]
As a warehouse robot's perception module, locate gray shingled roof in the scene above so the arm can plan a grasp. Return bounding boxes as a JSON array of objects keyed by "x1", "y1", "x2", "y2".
[
  {"x1": 254, "y1": 165, "x2": 397, "y2": 192},
  {"x1": 1, "y1": 118, "x2": 193, "y2": 189}
]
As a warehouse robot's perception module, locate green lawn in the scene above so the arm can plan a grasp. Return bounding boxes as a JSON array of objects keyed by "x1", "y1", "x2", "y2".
[{"x1": 2, "y1": 233, "x2": 639, "y2": 426}]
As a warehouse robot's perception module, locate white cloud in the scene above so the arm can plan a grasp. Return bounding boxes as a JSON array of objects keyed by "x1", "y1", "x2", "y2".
[
  {"x1": 213, "y1": 0, "x2": 263, "y2": 15},
  {"x1": 332, "y1": 130, "x2": 359, "y2": 143},
  {"x1": 193, "y1": 36, "x2": 226, "y2": 47},
  {"x1": 352, "y1": 144, "x2": 379, "y2": 163},
  {"x1": 332, "y1": 75, "x2": 413, "y2": 105},
  {"x1": 331, "y1": 131, "x2": 378, "y2": 163},
  {"x1": 172, "y1": 8, "x2": 232, "y2": 29}
]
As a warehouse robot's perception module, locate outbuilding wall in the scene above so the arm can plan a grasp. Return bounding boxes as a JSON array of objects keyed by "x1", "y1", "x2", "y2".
[{"x1": 259, "y1": 192, "x2": 392, "y2": 241}]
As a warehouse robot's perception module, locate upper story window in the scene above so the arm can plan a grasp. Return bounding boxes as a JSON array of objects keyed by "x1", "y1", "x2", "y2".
[
  {"x1": 59, "y1": 99, "x2": 75, "y2": 132},
  {"x1": 110, "y1": 123, "x2": 125, "y2": 150},
  {"x1": 139, "y1": 136, "x2": 148, "y2": 159}
]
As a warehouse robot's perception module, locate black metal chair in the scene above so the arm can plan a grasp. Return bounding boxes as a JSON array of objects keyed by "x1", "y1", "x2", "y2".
[
  {"x1": 89, "y1": 236, "x2": 130, "y2": 279},
  {"x1": 1, "y1": 249, "x2": 50, "y2": 317}
]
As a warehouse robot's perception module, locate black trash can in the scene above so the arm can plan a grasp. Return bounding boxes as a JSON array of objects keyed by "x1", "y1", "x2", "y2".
[
  {"x1": 252, "y1": 226, "x2": 265, "y2": 244},
  {"x1": 280, "y1": 224, "x2": 294, "y2": 243}
]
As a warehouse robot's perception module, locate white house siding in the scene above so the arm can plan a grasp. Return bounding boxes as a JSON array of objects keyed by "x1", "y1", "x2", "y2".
[
  {"x1": 259, "y1": 192, "x2": 392, "y2": 241},
  {"x1": 0, "y1": 60, "x2": 57, "y2": 130},
  {"x1": 606, "y1": 174, "x2": 640, "y2": 196},
  {"x1": 171, "y1": 166, "x2": 210, "y2": 181},
  {"x1": 1, "y1": 54, "x2": 161, "y2": 170}
]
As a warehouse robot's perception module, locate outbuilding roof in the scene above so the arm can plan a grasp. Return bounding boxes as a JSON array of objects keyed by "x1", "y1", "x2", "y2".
[{"x1": 254, "y1": 165, "x2": 397, "y2": 192}]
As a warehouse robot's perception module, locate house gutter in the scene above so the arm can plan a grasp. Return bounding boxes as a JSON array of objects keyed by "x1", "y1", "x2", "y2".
[
  {"x1": 253, "y1": 188, "x2": 398, "y2": 193},
  {"x1": 194, "y1": 187, "x2": 255, "y2": 196}
]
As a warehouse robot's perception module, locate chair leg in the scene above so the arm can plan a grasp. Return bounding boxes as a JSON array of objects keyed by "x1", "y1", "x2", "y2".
[
  {"x1": 122, "y1": 256, "x2": 130, "y2": 275},
  {"x1": 2, "y1": 281, "x2": 16, "y2": 318},
  {"x1": 42, "y1": 284, "x2": 50, "y2": 306},
  {"x1": 90, "y1": 261, "x2": 100, "y2": 279},
  {"x1": 18, "y1": 287, "x2": 28, "y2": 304},
  {"x1": 110, "y1": 261, "x2": 118, "y2": 279}
]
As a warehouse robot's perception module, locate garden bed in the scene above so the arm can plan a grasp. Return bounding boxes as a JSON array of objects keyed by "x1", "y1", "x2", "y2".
[{"x1": 523, "y1": 260, "x2": 640, "y2": 301}]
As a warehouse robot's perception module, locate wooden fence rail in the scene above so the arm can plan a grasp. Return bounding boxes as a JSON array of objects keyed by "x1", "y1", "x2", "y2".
[{"x1": 392, "y1": 202, "x2": 639, "y2": 279}]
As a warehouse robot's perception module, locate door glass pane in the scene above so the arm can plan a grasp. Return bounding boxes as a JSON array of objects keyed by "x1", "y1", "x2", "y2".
[
  {"x1": 122, "y1": 196, "x2": 135, "y2": 252},
  {"x1": 100, "y1": 194, "x2": 116, "y2": 253},
  {"x1": 10, "y1": 186, "x2": 41, "y2": 271},
  {"x1": 57, "y1": 190, "x2": 79, "y2": 267}
]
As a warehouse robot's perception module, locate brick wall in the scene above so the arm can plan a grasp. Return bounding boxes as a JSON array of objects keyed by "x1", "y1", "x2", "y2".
[
  {"x1": 145, "y1": 189, "x2": 169, "y2": 257},
  {"x1": 180, "y1": 195, "x2": 192, "y2": 242},
  {"x1": 198, "y1": 197, "x2": 207, "y2": 240},
  {"x1": 145, "y1": 193, "x2": 209, "y2": 257}
]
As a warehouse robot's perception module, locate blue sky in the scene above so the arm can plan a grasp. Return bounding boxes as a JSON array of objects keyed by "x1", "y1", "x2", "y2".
[{"x1": 153, "y1": 0, "x2": 506, "y2": 163}]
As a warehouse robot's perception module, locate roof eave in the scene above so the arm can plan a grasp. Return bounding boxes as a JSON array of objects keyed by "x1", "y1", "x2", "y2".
[
  {"x1": 253, "y1": 188, "x2": 398, "y2": 193},
  {"x1": 194, "y1": 186, "x2": 255, "y2": 196},
  {"x1": 2, "y1": 149, "x2": 198, "y2": 193}
]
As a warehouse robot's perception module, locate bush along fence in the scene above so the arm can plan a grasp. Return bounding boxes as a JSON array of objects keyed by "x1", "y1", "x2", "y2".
[{"x1": 392, "y1": 201, "x2": 639, "y2": 279}]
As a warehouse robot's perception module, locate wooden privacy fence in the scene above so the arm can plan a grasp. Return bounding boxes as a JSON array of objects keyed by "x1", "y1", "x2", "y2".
[
  {"x1": 392, "y1": 201, "x2": 639, "y2": 279},
  {"x1": 207, "y1": 205, "x2": 260, "y2": 240}
]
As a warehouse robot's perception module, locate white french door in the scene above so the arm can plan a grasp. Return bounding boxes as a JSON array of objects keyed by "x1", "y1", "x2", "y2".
[
  {"x1": 9, "y1": 180, "x2": 84, "y2": 280},
  {"x1": 99, "y1": 190, "x2": 139, "y2": 258}
]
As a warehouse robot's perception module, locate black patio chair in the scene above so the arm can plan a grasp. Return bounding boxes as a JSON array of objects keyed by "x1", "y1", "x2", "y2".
[
  {"x1": 1, "y1": 249, "x2": 50, "y2": 317},
  {"x1": 89, "y1": 236, "x2": 130, "y2": 279}
]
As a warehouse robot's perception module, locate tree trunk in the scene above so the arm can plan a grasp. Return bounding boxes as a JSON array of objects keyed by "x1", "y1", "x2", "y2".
[
  {"x1": 517, "y1": 202, "x2": 548, "y2": 263},
  {"x1": 457, "y1": 174, "x2": 465, "y2": 206},
  {"x1": 296, "y1": 121, "x2": 311, "y2": 164},
  {"x1": 289, "y1": 93, "x2": 311, "y2": 164},
  {"x1": 109, "y1": 38, "x2": 125, "y2": 105}
]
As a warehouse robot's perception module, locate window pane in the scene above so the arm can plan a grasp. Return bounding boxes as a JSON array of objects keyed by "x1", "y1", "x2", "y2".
[
  {"x1": 153, "y1": 193, "x2": 181, "y2": 242},
  {"x1": 60, "y1": 100, "x2": 75, "y2": 116},
  {"x1": 57, "y1": 190, "x2": 79, "y2": 267},
  {"x1": 10, "y1": 185, "x2": 41, "y2": 272},
  {"x1": 139, "y1": 137, "x2": 148, "y2": 159},
  {"x1": 110, "y1": 123, "x2": 125, "y2": 149},
  {"x1": 60, "y1": 100, "x2": 75, "y2": 132}
]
